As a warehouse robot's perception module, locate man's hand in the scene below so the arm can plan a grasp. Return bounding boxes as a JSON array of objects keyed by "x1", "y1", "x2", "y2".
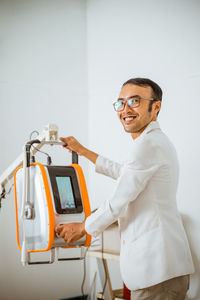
[
  {"x1": 55, "y1": 222, "x2": 86, "y2": 246},
  {"x1": 60, "y1": 136, "x2": 99, "y2": 164},
  {"x1": 60, "y1": 136, "x2": 86, "y2": 156}
]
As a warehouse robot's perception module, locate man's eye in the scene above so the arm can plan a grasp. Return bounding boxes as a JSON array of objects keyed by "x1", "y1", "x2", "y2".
[
  {"x1": 115, "y1": 101, "x2": 123, "y2": 109},
  {"x1": 128, "y1": 98, "x2": 140, "y2": 105}
]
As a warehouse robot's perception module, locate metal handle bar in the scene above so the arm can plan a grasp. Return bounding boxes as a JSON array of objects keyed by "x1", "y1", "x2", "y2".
[{"x1": 26, "y1": 140, "x2": 78, "y2": 165}]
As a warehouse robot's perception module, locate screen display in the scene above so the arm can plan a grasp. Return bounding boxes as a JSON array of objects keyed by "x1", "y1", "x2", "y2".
[{"x1": 55, "y1": 177, "x2": 76, "y2": 209}]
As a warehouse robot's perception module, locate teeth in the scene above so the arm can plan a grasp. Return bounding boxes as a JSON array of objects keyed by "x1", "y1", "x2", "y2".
[{"x1": 125, "y1": 117, "x2": 134, "y2": 121}]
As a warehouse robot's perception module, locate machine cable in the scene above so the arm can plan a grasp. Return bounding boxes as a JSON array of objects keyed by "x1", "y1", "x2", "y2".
[
  {"x1": 101, "y1": 232, "x2": 108, "y2": 297},
  {"x1": 81, "y1": 237, "x2": 101, "y2": 299},
  {"x1": 29, "y1": 130, "x2": 52, "y2": 165}
]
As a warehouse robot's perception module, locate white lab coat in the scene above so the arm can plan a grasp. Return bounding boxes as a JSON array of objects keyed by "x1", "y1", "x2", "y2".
[{"x1": 85, "y1": 121, "x2": 194, "y2": 290}]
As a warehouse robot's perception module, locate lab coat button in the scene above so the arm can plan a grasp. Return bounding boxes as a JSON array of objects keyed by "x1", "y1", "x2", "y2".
[{"x1": 123, "y1": 240, "x2": 125, "y2": 244}]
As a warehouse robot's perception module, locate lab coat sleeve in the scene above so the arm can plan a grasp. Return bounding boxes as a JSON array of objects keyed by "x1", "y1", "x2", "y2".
[
  {"x1": 95, "y1": 155, "x2": 123, "y2": 180},
  {"x1": 85, "y1": 139, "x2": 163, "y2": 236}
]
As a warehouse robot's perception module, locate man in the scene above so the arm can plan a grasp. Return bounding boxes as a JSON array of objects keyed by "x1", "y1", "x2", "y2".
[{"x1": 55, "y1": 78, "x2": 194, "y2": 300}]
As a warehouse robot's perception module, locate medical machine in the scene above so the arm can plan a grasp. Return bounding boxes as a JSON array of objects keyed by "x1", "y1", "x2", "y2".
[{"x1": 0, "y1": 124, "x2": 91, "y2": 266}]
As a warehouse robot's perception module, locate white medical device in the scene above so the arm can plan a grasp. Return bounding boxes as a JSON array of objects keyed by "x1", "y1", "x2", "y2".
[{"x1": 0, "y1": 125, "x2": 91, "y2": 266}]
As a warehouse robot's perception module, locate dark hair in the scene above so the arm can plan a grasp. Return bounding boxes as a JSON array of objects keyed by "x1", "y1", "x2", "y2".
[{"x1": 122, "y1": 77, "x2": 163, "y2": 101}]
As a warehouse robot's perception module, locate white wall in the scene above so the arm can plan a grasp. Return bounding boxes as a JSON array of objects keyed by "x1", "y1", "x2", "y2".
[
  {"x1": 86, "y1": 0, "x2": 200, "y2": 298},
  {"x1": 0, "y1": 1, "x2": 89, "y2": 299}
]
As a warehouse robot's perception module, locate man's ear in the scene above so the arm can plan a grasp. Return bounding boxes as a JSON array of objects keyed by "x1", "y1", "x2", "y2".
[{"x1": 155, "y1": 100, "x2": 161, "y2": 115}]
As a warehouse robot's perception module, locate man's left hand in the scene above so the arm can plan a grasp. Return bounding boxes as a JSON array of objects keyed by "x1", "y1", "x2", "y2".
[{"x1": 55, "y1": 222, "x2": 86, "y2": 246}]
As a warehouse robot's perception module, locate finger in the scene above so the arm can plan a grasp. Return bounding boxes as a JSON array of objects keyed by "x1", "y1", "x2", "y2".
[
  {"x1": 60, "y1": 136, "x2": 73, "y2": 142},
  {"x1": 66, "y1": 240, "x2": 73, "y2": 246},
  {"x1": 60, "y1": 137, "x2": 69, "y2": 145},
  {"x1": 59, "y1": 231, "x2": 65, "y2": 238},
  {"x1": 64, "y1": 234, "x2": 73, "y2": 245},
  {"x1": 55, "y1": 225, "x2": 62, "y2": 233},
  {"x1": 59, "y1": 227, "x2": 68, "y2": 238},
  {"x1": 60, "y1": 138, "x2": 68, "y2": 146},
  {"x1": 55, "y1": 224, "x2": 66, "y2": 235}
]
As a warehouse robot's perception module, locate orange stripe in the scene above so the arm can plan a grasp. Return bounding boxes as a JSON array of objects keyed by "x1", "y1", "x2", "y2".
[
  {"x1": 71, "y1": 164, "x2": 91, "y2": 247},
  {"x1": 14, "y1": 166, "x2": 22, "y2": 251}
]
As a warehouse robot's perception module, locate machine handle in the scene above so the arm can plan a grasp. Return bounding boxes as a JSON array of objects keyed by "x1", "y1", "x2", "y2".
[
  {"x1": 28, "y1": 261, "x2": 54, "y2": 265},
  {"x1": 25, "y1": 140, "x2": 79, "y2": 165},
  {"x1": 58, "y1": 257, "x2": 83, "y2": 261},
  {"x1": 25, "y1": 139, "x2": 41, "y2": 167},
  {"x1": 27, "y1": 249, "x2": 55, "y2": 265},
  {"x1": 72, "y1": 151, "x2": 78, "y2": 164},
  {"x1": 57, "y1": 246, "x2": 85, "y2": 261},
  {"x1": 62, "y1": 142, "x2": 78, "y2": 164}
]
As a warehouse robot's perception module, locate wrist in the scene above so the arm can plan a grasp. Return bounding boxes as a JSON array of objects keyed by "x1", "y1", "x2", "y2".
[
  {"x1": 81, "y1": 146, "x2": 88, "y2": 157},
  {"x1": 81, "y1": 221, "x2": 86, "y2": 235}
]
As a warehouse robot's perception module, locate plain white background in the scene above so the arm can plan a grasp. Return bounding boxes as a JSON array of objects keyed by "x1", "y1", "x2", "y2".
[{"x1": 0, "y1": 0, "x2": 200, "y2": 299}]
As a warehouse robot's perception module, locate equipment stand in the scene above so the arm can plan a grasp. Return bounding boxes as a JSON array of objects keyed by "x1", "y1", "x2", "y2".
[{"x1": 87, "y1": 250, "x2": 124, "y2": 300}]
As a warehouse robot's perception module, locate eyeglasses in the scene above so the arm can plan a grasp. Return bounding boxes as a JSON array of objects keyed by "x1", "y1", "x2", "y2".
[{"x1": 113, "y1": 97, "x2": 156, "y2": 112}]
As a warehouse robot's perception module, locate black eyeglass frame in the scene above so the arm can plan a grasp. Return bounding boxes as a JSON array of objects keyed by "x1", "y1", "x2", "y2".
[{"x1": 113, "y1": 97, "x2": 157, "y2": 112}]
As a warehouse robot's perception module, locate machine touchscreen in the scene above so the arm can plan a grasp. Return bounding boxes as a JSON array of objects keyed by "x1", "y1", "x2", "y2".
[
  {"x1": 55, "y1": 177, "x2": 76, "y2": 209},
  {"x1": 47, "y1": 166, "x2": 83, "y2": 214}
]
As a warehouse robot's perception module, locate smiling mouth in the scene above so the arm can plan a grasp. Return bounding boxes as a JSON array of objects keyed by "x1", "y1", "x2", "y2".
[{"x1": 122, "y1": 115, "x2": 137, "y2": 122}]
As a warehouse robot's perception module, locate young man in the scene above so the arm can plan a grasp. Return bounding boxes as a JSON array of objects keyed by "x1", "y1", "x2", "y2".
[{"x1": 55, "y1": 78, "x2": 194, "y2": 300}]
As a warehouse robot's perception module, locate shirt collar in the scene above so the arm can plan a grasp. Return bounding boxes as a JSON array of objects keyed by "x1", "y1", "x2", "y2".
[
  {"x1": 144, "y1": 120, "x2": 160, "y2": 134},
  {"x1": 134, "y1": 121, "x2": 160, "y2": 141}
]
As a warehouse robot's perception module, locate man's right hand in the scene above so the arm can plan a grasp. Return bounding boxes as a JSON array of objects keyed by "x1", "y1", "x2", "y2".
[
  {"x1": 60, "y1": 136, "x2": 86, "y2": 156},
  {"x1": 60, "y1": 136, "x2": 99, "y2": 164}
]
